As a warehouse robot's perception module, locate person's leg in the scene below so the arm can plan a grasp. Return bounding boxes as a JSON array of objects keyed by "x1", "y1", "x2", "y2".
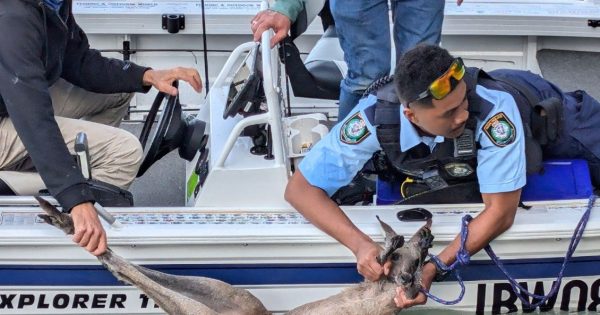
[
  {"x1": 330, "y1": 0, "x2": 391, "y2": 120},
  {"x1": 49, "y1": 78, "x2": 134, "y2": 127},
  {"x1": 392, "y1": 0, "x2": 445, "y2": 59},
  {"x1": 0, "y1": 118, "x2": 30, "y2": 171},
  {"x1": 56, "y1": 117, "x2": 143, "y2": 188},
  {"x1": 0, "y1": 116, "x2": 142, "y2": 189}
]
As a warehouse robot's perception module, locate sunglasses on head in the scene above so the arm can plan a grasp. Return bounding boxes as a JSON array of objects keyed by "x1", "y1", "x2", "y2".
[{"x1": 408, "y1": 57, "x2": 465, "y2": 104}]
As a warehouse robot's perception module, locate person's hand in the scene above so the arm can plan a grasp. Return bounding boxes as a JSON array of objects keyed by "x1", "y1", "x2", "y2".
[
  {"x1": 457, "y1": 0, "x2": 464, "y2": 5},
  {"x1": 70, "y1": 202, "x2": 107, "y2": 256},
  {"x1": 251, "y1": 10, "x2": 291, "y2": 48},
  {"x1": 353, "y1": 239, "x2": 391, "y2": 281},
  {"x1": 142, "y1": 68, "x2": 203, "y2": 96},
  {"x1": 394, "y1": 261, "x2": 436, "y2": 308}
]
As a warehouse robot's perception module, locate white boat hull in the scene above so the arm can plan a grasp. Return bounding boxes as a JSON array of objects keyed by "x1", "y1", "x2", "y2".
[{"x1": 1, "y1": 199, "x2": 599, "y2": 314}]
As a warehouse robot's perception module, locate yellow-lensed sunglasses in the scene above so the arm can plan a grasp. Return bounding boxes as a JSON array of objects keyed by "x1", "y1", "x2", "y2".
[{"x1": 409, "y1": 58, "x2": 465, "y2": 104}]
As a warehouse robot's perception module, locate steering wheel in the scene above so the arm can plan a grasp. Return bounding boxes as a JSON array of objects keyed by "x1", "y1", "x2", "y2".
[
  {"x1": 137, "y1": 81, "x2": 208, "y2": 177},
  {"x1": 137, "y1": 82, "x2": 180, "y2": 177},
  {"x1": 222, "y1": 45, "x2": 262, "y2": 119}
]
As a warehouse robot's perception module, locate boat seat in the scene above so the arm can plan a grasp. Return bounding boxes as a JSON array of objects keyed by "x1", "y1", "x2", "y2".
[
  {"x1": 0, "y1": 171, "x2": 45, "y2": 196},
  {"x1": 303, "y1": 26, "x2": 347, "y2": 97},
  {"x1": 0, "y1": 171, "x2": 134, "y2": 207},
  {"x1": 282, "y1": 24, "x2": 345, "y2": 100},
  {"x1": 281, "y1": 0, "x2": 346, "y2": 100}
]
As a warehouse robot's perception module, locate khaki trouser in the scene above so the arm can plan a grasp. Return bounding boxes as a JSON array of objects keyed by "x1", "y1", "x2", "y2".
[{"x1": 0, "y1": 79, "x2": 143, "y2": 189}]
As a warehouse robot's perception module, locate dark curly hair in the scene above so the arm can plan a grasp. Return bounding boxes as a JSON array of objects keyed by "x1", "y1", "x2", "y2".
[{"x1": 393, "y1": 44, "x2": 455, "y2": 107}]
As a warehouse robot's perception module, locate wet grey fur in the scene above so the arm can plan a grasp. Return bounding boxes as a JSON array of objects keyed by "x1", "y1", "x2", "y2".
[{"x1": 36, "y1": 197, "x2": 433, "y2": 315}]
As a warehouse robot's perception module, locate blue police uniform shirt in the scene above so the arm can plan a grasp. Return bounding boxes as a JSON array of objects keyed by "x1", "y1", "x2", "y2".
[
  {"x1": 474, "y1": 85, "x2": 526, "y2": 193},
  {"x1": 298, "y1": 84, "x2": 526, "y2": 196},
  {"x1": 298, "y1": 95, "x2": 381, "y2": 196}
]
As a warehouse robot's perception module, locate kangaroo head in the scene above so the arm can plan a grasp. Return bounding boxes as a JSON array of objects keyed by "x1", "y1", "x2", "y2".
[{"x1": 377, "y1": 216, "x2": 434, "y2": 299}]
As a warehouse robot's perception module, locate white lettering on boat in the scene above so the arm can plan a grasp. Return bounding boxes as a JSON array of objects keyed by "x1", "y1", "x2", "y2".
[
  {"x1": 475, "y1": 278, "x2": 600, "y2": 314},
  {"x1": 0, "y1": 292, "x2": 162, "y2": 311}
]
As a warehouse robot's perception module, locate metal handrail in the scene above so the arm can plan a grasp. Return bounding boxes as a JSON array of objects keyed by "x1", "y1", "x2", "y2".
[{"x1": 213, "y1": 0, "x2": 285, "y2": 169}]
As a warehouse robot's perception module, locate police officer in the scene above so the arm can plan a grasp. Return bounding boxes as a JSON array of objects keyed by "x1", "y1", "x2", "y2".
[
  {"x1": 285, "y1": 44, "x2": 600, "y2": 309},
  {"x1": 0, "y1": 0, "x2": 202, "y2": 256}
]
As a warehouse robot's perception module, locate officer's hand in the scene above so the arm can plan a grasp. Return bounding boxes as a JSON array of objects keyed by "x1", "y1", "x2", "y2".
[
  {"x1": 457, "y1": 0, "x2": 464, "y2": 5},
  {"x1": 143, "y1": 68, "x2": 203, "y2": 96},
  {"x1": 251, "y1": 10, "x2": 291, "y2": 48},
  {"x1": 354, "y1": 240, "x2": 389, "y2": 281},
  {"x1": 394, "y1": 261, "x2": 436, "y2": 308},
  {"x1": 71, "y1": 202, "x2": 107, "y2": 256}
]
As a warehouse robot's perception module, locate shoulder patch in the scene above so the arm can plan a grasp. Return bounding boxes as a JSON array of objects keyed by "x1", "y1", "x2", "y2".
[
  {"x1": 482, "y1": 112, "x2": 516, "y2": 147},
  {"x1": 340, "y1": 112, "x2": 371, "y2": 145}
]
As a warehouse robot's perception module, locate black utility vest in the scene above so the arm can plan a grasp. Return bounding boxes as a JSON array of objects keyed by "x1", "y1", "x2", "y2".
[{"x1": 371, "y1": 68, "x2": 552, "y2": 190}]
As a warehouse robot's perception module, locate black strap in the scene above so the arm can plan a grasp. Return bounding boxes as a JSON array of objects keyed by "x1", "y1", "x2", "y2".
[
  {"x1": 518, "y1": 201, "x2": 532, "y2": 210},
  {"x1": 534, "y1": 97, "x2": 563, "y2": 143},
  {"x1": 487, "y1": 71, "x2": 563, "y2": 146},
  {"x1": 374, "y1": 104, "x2": 400, "y2": 125},
  {"x1": 476, "y1": 69, "x2": 540, "y2": 107}
]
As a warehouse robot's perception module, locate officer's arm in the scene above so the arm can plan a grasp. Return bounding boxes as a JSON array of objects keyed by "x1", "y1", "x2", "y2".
[
  {"x1": 394, "y1": 189, "x2": 521, "y2": 308},
  {"x1": 285, "y1": 171, "x2": 388, "y2": 281},
  {"x1": 433, "y1": 189, "x2": 520, "y2": 266}
]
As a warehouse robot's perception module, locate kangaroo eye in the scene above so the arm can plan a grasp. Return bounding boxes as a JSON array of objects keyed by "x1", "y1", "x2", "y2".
[
  {"x1": 391, "y1": 253, "x2": 400, "y2": 261},
  {"x1": 413, "y1": 259, "x2": 420, "y2": 268}
]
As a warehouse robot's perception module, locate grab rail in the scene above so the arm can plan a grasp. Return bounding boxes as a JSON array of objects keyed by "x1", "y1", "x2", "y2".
[{"x1": 214, "y1": 0, "x2": 285, "y2": 168}]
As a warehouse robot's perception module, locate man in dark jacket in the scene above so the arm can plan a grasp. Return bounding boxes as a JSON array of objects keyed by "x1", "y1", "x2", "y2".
[{"x1": 0, "y1": 0, "x2": 203, "y2": 256}]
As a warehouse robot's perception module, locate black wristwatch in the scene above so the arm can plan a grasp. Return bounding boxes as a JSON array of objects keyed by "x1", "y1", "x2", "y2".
[{"x1": 425, "y1": 259, "x2": 450, "y2": 282}]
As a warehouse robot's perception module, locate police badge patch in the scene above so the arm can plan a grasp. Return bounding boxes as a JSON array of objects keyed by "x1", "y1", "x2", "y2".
[
  {"x1": 482, "y1": 112, "x2": 516, "y2": 147},
  {"x1": 340, "y1": 112, "x2": 371, "y2": 144},
  {"x1": 444, "y1": 163, "x2": 474, "y2": 177}
]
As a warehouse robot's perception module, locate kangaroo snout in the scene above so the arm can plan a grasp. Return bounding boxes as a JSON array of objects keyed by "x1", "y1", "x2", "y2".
[{"x1": 399, "y1": 272, "x2": 414, "y2": 285}]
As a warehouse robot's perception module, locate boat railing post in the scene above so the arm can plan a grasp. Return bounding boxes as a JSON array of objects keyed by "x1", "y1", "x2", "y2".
[
  {"x1": 214, "y1": 113, "x2": 270, "y2": 168},
  {"x1": 259, "y1": 4, "x2": 285, "y2": 167},
  {"x1": 210, "y1": 42, "x2": 257, "y2": 90},
  {"x1": 213, "y1": 2, "x2": 286, "y2": 169}
]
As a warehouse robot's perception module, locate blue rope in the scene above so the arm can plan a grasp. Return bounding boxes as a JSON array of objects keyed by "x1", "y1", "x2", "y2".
[
  {"x1": 484, "y1": 194, "x2": 596, "y2": 308},
  {"x1": 420, "y1": 194, "x2": 596, "y2": 307},
  {"x1": 420, "y1": 215, "x2": 472, "y2": 305}
]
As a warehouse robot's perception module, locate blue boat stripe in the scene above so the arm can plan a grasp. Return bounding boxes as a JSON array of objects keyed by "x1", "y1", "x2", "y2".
[{"x1": 0, "y1": 256, "x2": 599, "y2": 286}]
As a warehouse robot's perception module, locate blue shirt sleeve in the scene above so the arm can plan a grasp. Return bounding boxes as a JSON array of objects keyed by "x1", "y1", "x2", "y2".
[
  {"x1": 298, "y1": 96, "x2": 381, "y2": 196},
  {"x1": 475, "y1": 85, "x2": 527, "y2": 193}
]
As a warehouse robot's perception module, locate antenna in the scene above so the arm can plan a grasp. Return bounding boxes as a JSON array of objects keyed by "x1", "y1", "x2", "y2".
[{"x1": 200, "y1": 0, "x2": 210, "y2": 93}]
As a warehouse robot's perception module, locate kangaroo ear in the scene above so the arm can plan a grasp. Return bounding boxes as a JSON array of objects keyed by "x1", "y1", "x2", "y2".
[
  {"x1": 413, "y1": 219, "x2": 434, "y2": 264},
  {"x1": 35, "y1": 196, "x2": 60, "y2": 214},
  {"x1": 376, "y1": 215, "x2": 397, "y2": 238},
  {"x1": 35, "y1": 196, "x2": 75, "y2": 235},
  {"x1": 376, "y1": 216, "x2": 405, "y2": 264}
]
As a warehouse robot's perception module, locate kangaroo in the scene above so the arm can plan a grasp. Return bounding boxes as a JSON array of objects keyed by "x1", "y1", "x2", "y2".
[{"x1": 36, "y1": 196, "x2": 433, "y2": 315}]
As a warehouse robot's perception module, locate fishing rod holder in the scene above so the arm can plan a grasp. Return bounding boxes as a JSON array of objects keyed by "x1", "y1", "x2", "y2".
[{"x1": 162, "y1": 14, "x2": 185, "y2": 34}]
